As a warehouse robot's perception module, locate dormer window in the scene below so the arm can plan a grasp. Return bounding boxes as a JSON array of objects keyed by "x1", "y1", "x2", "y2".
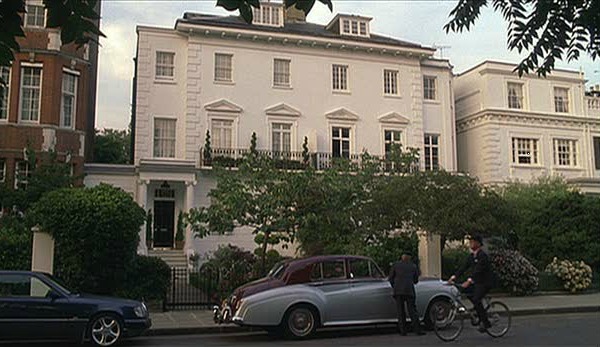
[
  {"x1": 252, "y1": 3, "x2": 283, "y2": 27},
  {"x1": 340, "y1": 18, "x2": 369, "y2": 37}
]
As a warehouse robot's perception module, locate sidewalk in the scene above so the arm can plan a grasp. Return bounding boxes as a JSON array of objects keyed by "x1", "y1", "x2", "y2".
[{"x1": 148, "y1": 292, "x2": 600, "y2": 336}]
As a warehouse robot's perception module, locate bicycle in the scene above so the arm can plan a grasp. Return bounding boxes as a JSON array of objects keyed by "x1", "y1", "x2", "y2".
[{"x1": 432, "y1": 282, "x2": 511, "y2": 342}]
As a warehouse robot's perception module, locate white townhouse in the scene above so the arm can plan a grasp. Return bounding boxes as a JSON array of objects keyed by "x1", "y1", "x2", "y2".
[
  {"x1": 85, "y1": 2, "x2": 455, "y2": 274},
  {"x1": 454, "y1": 61, "x2": 600, "y2": 193}
]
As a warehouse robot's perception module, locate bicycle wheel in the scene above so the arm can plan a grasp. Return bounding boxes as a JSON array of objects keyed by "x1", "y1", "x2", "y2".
[
  {"x1": 485, "y1": 301, "x2": 511, "y2": 338},
  {"x1": 433, "y1": 302, "x2": 465, "y2": 342}
]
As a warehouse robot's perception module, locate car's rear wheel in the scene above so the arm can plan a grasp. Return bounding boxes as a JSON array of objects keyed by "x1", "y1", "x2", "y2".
[
  {"x1": 89, "y1": 313, "x2": 122, "y2": 346},
  {"x1": 283, "y1": 305, "x2": 318, "y2": 339},
  {"x1": 425, "y1": 298, "x2": 453, "y2": 330}
]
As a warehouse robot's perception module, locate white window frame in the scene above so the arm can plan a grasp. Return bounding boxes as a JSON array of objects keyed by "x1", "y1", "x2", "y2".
[
  {"x1": 214, "y1": 53, "x2": 234, "y2": 84},
  {"x1": 155, "y1": 51, "x2": 175, "y2": 81},
  {"x1": 553, "y1": 86, "x2": 570, "y2": 113},
  {"x1": 60, "y1": 69, "x2": 79, "y2": 129},
  {"x1": 383, "y1": 69, "x2": 399, "y2": 96},
  {"x1": 273, "y1": 58, "x2": 291, "y2": 88},
  {"x1": 19, "y1": 63, "x2": 43, "y2": 124},
  {"x1": 506, "y1": 81, "x2": 525, "y2": 110},
  {"x1": 209, "y1": 116, "x2": 238, "y2": 150},
  {"x1": 14, "y1": 160, "x2": 31, "y2": 190},
  {"x1": 0, "y1": 66, "x2": 11, "y2": 121},
  {"x1": 553, "y1": 138, "x2": 579, "y2": 168},
  {"x1": 0, "y1": 158, "x2": 6, "y2": 183},
  {"x1": 24, "y1": 3, "x2": 46, "y2": 29},
  {"x1": 329, "y1": 123, "x2": 355, "y2": 159},
  {"x1": 270, "y1": 121, "x2": 295, "y2": 154},
  {"x1": 340, "y1": 18, "x2": 369, "y2": 37},
  {"x1": 152, "y1": 117, "x2": 177, "y2": 159},
  {"x1": 332, "y1": 64, "x2": 349, "y2": 93},
  {"x1": 423, "y1": 75, "x2": 437, "y2": 101},
  {"x1": 424, "y1": 133, "x2": 440, "y2": 171},
  {"x1": 383, "y1": 128, "x2": 403, "y2": 156},
  {"x1": 511, "y1": 137, "x2": 540, "y2": 166},
  {"x1": 252, "y1": 4, "x2": 283, "y2": 27}
]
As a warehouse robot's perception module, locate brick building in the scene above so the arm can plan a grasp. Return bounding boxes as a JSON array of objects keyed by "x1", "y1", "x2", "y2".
[{"x1": 0, "y1": 0, "x2": 100, "y2": 189}]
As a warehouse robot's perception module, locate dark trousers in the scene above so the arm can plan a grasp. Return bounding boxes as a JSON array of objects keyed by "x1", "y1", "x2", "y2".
[
  {"x1": 465, "y1": 285, "x2": 491, "y2": 327},
  {"x1": 394, "y1": 295, "x2": 421, "y2": 334}
]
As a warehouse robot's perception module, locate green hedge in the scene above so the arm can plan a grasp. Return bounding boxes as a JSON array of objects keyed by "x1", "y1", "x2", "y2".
[
  {"x1": 442, "y1": 247, "x2": 470, "y2": 280},
  {"x1": 0, "y1": 223, "x2": 31, "y2": 271},
  {"x1": 117, "y1": 256, "x2": 171, "y2": 301}
]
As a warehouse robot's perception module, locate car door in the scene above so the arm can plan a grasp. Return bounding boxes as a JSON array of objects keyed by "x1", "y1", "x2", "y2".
[
  {"x1": 0, "y1": 273, "x2": 73, "y2": 340},
  {"x1": 348, "y1": 259, "x2": 397, "y2": 322},
  {"x1": 307, "y1": 259, "x2": 352, "y2": 325}
]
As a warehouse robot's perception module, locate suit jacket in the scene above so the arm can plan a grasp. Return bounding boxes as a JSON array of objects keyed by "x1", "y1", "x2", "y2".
[
  {"x1": 388, "y1": 260, "x2": 419, "y2": 297},
  {"x1": 454, "y1": 249, "x2": 494, "y2": 288}
]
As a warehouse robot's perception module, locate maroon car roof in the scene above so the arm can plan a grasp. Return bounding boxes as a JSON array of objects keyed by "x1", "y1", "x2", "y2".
[{"x1": 283, "y1": 255, "x2": 372, "y2": 273}]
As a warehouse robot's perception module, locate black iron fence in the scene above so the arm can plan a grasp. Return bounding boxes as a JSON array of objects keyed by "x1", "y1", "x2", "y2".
[
  {"x1": 200, "y1": 147, "x2": 420, "y2": 173},
  {"x1": 163, "y1": 267, "x2": 221, "y2": 311}
]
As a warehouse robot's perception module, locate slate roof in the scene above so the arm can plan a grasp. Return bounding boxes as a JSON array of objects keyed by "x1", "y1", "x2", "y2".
[{"x1": 178, "y1": 13, "x2": 430, "y2": 51}]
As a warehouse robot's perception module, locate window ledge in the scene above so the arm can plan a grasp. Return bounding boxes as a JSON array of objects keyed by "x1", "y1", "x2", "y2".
[
  {"x1": 510, "y1": 163, "x2": 545, "y2": 169},
  {"x1": 333, "y1": 90, "x2": 351, "y2": 95},
  {"x1": 552, "y1": 166, "x2": 584, "y2": 171},
  {"x1": 424, "y1": 99, "x2": 440, "y2": 105},
  {"x1": 154, "y1": 78, "x2": 177, "y2": 85},
  {"x1": 214, "y1": 80, "x2": 235, "y2": 86},
  {"x1": 384, "y1": 94, "x2": 401, "y2": 99},
  {"x1": 273, "y1": 85, "x2": 293, "y2": 90}
]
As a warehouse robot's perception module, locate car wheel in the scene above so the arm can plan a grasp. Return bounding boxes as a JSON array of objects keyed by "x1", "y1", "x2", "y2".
[
  {"x1": 89, "y1": 313, "x2": 123, "y2": 347},
  {"x1": 283, "y1": 305, "x2": 318, "y2": 339},
  {"x1": 425, "y1": 298, "x2": 453, "y2": 330}
]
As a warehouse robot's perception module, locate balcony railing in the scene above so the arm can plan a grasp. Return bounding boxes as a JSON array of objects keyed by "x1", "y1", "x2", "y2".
[{"x1": 200, "y1": 147, "x2": 420, "y2": 173}]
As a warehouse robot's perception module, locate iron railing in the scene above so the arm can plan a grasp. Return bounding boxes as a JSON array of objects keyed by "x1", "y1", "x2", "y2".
[
  {"x1": 200, "y1": 147, "x2": 419, "y2": 172},
  {"x1": 163, "y1": 267, "x2": 220, "y2": 311}
]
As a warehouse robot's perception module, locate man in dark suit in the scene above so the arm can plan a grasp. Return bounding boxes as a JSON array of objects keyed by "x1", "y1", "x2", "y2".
[
  {"x1": 388, "y1": 251, "x2": 424, "y2": 336},
  {"x1": 449, "y1": 234, "x2": 495, "y2": 332}
]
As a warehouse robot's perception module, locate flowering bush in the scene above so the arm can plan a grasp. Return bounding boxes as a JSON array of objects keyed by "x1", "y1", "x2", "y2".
[
  {"x1": 490, "y1": 249, "x2": 539, "y2": 295},
  {"x1": 545, "y1": 258, "x2": 593, "y2": 293}
]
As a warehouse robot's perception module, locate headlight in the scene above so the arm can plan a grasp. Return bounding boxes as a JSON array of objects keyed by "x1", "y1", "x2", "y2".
[{"x1": 134, "y1": 304, "x2": 148, "y2": 318}]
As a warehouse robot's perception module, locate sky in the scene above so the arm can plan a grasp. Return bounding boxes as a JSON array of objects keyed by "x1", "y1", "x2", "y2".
[{"x1": 96, "y1": 0, "x2": 600, "y2": 130}]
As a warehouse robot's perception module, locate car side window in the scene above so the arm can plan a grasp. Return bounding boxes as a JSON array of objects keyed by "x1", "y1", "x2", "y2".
[
  {"x1": 349, "y1": 259, "x2": 370, "y2": 279},
  {"x1": 369, "y1": 261, "x2": 385, "y2": 279},
  {"x1": 0, "y1": 274, "x2": 52, "y2": 298},
  {"x1": 322, "y1": 260, "x2": 346, "y2": 280},
  {"x1": 309, "y1": 263, "x2": 323, "y2": 282}
]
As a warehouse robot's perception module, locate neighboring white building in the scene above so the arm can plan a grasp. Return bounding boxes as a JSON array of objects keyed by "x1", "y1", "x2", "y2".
[
  {"x1": 454, "y1": 61, "x2": 600, "y2": 193},
  {"x1": 84, "y1": 3, "x2": 455, "y2": 274}
]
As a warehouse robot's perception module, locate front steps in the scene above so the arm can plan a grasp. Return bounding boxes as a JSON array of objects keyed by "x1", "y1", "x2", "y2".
[{"x1": 148, "y1": 249, "x2": 188, "y2": 269}]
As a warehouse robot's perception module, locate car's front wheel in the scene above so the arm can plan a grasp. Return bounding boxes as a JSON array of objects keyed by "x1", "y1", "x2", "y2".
[
  {"x1": 283, "y1": 305, "x2": 318, "y2": 339},
  {"x1": 89, "y1": 313, "x2": 122, "y2": 346}
]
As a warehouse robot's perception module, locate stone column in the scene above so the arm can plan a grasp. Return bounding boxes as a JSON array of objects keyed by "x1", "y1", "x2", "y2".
[
  {"x1": 137, "y1": 180, "x2": 149, "y2": 255},
  {"x1": 31, "y1": 226, "x2": 54, "y2": 274},
  {"x1": 418, "y1": 231, "x2": 442, "y2": 278},
  {"x1": 184, "y1": 180, "x2": 197, "y2": 258}
]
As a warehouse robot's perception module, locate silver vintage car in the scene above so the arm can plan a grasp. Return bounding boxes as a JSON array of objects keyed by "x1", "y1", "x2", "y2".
[{"x1": 214, "y1": 255, "x2": 458, "y2": 339}]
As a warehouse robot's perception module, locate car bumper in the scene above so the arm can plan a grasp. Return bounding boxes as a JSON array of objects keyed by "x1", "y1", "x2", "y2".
[{"x1": 124, "y1": 318, "x2": 152, "y2": 337}]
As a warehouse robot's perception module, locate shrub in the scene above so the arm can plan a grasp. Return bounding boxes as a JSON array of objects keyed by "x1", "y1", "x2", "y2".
[
  {"x1": 29, "y1": 184, "x2": 145, "y2": 295},
  {"x1": 364, "y1": 233, "x2": 419, "y2": 275},
  {"x1": 192, "y1": 245, "x2": 258, "y2": 302},
  {"x1": 442, "y1": 246, "x2": 470, "y2": 280},
  {"x1": 253, "y1": 248, "x2": 285, "y2": 277},
  {"x1": 0, "y1": 220, "x2": 31, "y2": 271},
  {"x1": 490, "y1": 249, "x2": 539, "y2": 296},
  {"x1": 538, "y1": 271, "x2": 565, "y2": 292},
  {"x1": 545, "y1": 258, "x2": 593, "y2": 293},
  {"x1": 117, "y1": 256, "x2": 171, "y2": 301}
]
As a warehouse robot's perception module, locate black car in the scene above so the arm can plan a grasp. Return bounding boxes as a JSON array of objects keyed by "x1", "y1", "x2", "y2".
[{"x1": 0, "y1": 271, "x2": 151, "y2": 346}]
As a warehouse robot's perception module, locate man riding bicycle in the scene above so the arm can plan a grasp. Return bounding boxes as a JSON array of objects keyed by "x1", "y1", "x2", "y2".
[{"x1": 447, "y1": 234, "x2": 494, "y2": 333}]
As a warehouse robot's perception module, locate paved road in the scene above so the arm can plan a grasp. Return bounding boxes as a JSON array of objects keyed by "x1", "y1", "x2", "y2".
[{"x1": 3, "y1": 312, "x2": 599, "y2": 346}]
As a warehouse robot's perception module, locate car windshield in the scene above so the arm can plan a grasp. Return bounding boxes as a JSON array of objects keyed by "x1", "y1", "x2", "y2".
[
  {"x1": 267, "y1": 262, "x2": 287, "y2": 279},
  {"x1": 41, "y1": 273, "x2": 72, "y2": 295}
]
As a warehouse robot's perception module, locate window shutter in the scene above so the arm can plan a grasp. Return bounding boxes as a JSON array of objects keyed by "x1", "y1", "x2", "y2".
[{"x1": 594, "y1": 137, "x2": 600, "y2": 170}]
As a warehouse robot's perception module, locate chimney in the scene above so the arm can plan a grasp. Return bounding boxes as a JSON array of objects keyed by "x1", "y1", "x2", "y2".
[{"x1": 285, "y1": 5, "x2": 306, "y2": 23}]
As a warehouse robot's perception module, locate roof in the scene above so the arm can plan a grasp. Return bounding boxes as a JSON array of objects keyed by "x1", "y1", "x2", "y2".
[
  {"x1": 457, "y1": 60, "x2": 583, "y2": 78},
  {"x1": 178, "y1": 13, "x2": 427, "y2": 51},
  {"x1": 285, "y1": 254, "x2": 373, "y2": 270}
]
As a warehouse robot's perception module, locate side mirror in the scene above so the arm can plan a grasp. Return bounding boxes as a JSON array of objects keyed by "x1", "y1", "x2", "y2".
[{"x1": 48, "y1": 290, "x2": 62, "y2": 301}]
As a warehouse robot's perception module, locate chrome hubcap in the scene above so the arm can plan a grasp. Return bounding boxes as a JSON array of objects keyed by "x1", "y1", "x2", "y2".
[
  {"x1": 289, "y1": 308, "x2": 314, "y2": 337},
  {"x1": 91, "y1": 317, "x2": 120, "y2": 346}
]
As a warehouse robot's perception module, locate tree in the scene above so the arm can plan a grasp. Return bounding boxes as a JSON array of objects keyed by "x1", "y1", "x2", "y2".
[
  {"x1": 1, "y1": 0, "x2": 104, "y2": 67},
  {"x1": 216, "y1": 0, "x2": 332, "y2": 24},
  {"x1": 93, "y1": 128, "x2": 131, "y2": 164},
  {"x1": 445, "y1": 0, "x2": 600, "y2": 76}
]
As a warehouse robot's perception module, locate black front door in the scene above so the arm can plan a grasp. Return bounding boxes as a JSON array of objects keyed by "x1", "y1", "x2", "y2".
[{"x1": 154, "y1": 201, "x2": 175, "y2": 248}]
